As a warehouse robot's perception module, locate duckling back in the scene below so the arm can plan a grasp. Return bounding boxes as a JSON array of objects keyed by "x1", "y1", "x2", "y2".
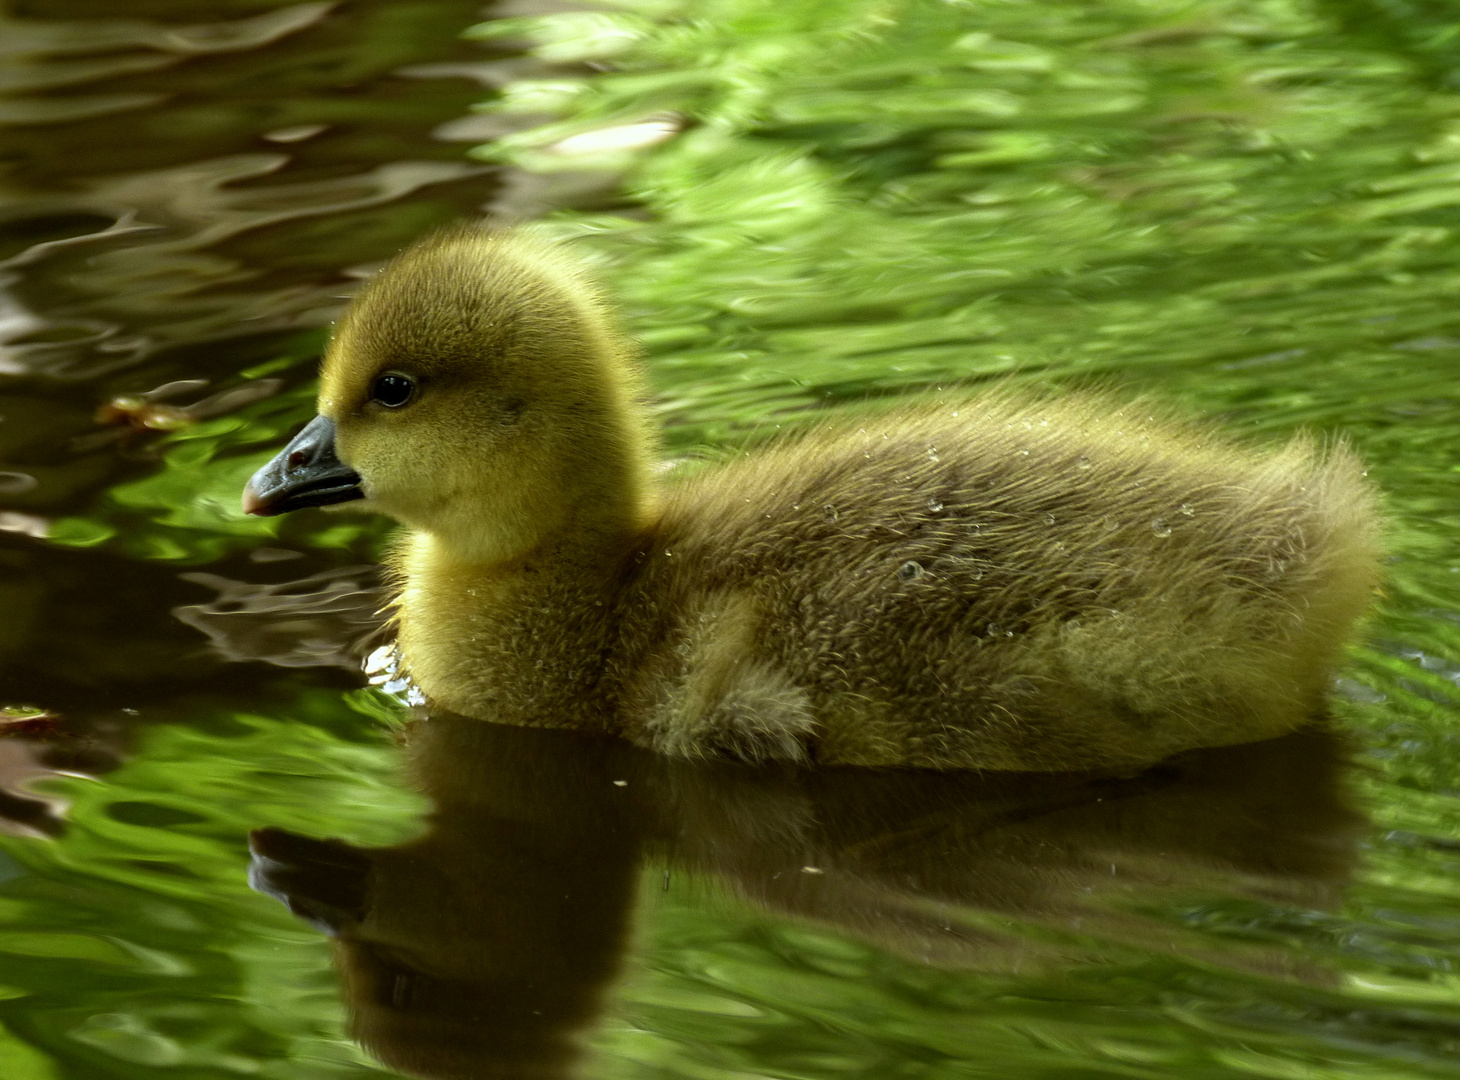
[{"x1": 614, "y1": 396, "x2": 1381, "y2": 770}]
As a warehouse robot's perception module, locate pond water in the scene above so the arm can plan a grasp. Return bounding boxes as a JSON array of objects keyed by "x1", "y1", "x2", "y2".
[{"x1": 1, "y1": 0, "x2": 1460, "y2": 1077}]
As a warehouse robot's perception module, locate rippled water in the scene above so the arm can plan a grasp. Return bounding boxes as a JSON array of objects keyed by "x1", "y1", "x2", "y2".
[{"x1": 2, "y1": 1, "x2": 1460, "y2": 1077}]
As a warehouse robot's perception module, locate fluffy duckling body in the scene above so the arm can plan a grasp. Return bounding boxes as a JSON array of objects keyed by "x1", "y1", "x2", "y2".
[{"x1": 244, "y1": 227, "x2": 1381, "y2": 770}]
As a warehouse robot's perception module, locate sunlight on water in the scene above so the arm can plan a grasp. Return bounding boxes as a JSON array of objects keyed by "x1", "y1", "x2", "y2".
[{"x1": 0, "y1": 0, "x2": 1458, "y2": 1078}]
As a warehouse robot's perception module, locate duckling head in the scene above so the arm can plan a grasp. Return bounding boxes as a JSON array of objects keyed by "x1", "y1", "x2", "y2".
[{"x1": 243, "y1": 226, "x2": 653, "y2": 565}]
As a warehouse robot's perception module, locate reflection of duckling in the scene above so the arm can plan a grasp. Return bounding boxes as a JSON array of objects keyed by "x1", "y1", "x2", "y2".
[
  {"x1": 243, "y1": 226, "x2": 1382, "y2": 769},
  {"x1": 250, "y1": 714, "x2": 1363, "y2": 1080}
]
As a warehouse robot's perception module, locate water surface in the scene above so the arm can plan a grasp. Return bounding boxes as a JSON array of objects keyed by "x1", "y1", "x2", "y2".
[{"x1": 1, "y1": 1, "x2": 1459, "y2": 1078}]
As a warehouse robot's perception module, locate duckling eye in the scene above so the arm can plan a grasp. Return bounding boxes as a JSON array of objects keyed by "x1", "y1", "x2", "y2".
[{"x1": 370, "y1": 374, "x2": 415, "y2": 409}]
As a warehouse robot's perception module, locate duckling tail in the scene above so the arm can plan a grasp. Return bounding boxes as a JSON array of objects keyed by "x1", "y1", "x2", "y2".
[{"x1": 1284, "y1": 435, "x2": 1384, "y2": 670}]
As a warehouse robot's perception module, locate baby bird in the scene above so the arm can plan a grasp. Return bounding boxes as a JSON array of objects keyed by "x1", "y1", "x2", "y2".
[{"x1": 243, "y1": 225, "x2": 1382, "y2": 770}]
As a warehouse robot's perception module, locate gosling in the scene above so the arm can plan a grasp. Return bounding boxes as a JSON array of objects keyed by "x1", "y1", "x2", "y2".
[{"x1": 242, "y1": 226, "x2": 1382, "y2": 770}]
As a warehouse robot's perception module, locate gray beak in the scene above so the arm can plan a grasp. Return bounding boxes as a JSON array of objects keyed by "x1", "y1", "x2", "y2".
[{"x1": 242, "y1": 415, "x2": 363, "y2": 516}]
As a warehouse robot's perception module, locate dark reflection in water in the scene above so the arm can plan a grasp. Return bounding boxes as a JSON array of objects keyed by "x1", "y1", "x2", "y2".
[
  {"x1": 174, "y1": 563, "x2": 384, "y2": 670},
  {"x1": 1, "y1": 0, "x2": 500, "y2": 390},
  {"x1": 0, "y1": 0, "x2": 512, "y2": 720},
  {"x1": 252, "y1": 716, "x2": 1362, "y2": 1079}
]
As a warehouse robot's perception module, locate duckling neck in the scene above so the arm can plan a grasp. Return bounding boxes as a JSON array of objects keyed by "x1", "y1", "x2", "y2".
[
  {"x1": 392, "y1": 404, "x2": 657, "y2": 725},
  {"x1": 426, "y1": 418, "x2": 655, "y2": 568}
]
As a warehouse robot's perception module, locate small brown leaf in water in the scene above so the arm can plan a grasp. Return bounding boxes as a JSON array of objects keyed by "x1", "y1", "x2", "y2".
[{"x1": 0, "y1": 708, "x2": 64, "y2": 739}]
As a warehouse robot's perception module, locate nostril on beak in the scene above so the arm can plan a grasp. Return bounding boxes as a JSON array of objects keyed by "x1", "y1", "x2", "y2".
[{"x1": 287, "y1": 450, "x2": 308, "y2": 469}]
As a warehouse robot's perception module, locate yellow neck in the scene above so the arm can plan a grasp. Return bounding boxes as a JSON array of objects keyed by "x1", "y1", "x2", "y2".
[{"x1": 423, "y1": 436, "x2": 652, "y2": 568}]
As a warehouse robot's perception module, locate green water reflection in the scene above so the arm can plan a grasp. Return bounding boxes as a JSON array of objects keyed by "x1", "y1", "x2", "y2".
[
  {"x1": 251, "y1": 720, "x2": 1361, "y2": 1079},
  {"x1": 1, "y1": 0, "x2": 1459, "y2": 1077}
]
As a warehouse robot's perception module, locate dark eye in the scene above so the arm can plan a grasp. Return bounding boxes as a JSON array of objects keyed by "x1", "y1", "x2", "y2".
[{"x1": 370, "y1": 374, "x2": 414, "y2": 408}]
